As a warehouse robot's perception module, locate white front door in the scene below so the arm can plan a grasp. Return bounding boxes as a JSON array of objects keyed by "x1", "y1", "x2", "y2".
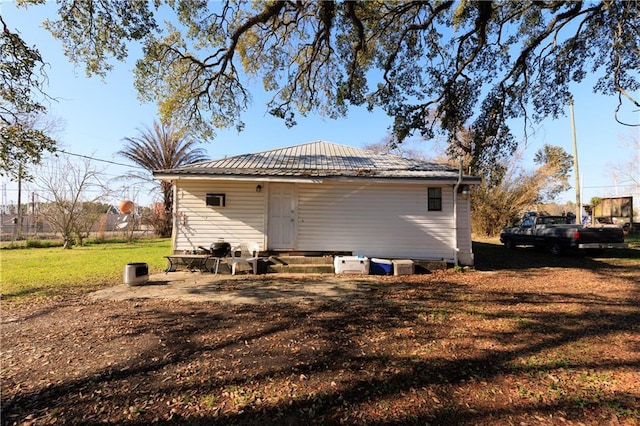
[{"x1": 267, "y1": 183, "x2": 297, "y2": 250}]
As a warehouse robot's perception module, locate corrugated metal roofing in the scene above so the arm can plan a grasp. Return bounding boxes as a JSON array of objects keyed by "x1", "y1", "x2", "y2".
[{"x1": 154, "y1": 140, "x2": 474, "y2": 181}]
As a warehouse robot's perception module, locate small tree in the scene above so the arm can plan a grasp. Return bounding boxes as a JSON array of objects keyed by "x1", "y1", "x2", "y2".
[
  {"x1": 36, "y1": 157, "x2": 111, "y2": 248},
  {"x1": 72, "y1": 202, "x2": 113, "y2": 246},
  {"x1": 612, "y1": 134, "x2": 639, "y2": 196},
  {"x1": 471, "y1": 154, "x2": 564, "y2": 237},
  {"x1": 533, "y1": 144, "x2": 573, "y2": 202}
]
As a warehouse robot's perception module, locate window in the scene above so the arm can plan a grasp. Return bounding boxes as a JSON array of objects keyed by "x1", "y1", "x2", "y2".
[
  {"x1": 427, "y1": 187, "x2": 442, "y2": 211},
  {"x1": 206, "y1": 193, "x2": 226, "y2": 207}
]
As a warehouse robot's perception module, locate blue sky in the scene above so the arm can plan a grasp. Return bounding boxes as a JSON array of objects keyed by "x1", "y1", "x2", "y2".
[{"x1": 2, "y1": 1, "x2": 638, "y2": 209}]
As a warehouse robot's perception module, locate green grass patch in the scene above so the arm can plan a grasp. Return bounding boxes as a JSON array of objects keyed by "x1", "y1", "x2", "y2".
[
  {"x1": 1, "y1": 238, "x2": 171, "y2": 301},
  {"x1": 625, "y1": 233, "x2": 640, "y2": 249}
]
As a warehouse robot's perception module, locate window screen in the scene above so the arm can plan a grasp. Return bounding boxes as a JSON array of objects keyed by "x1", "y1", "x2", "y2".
[{"x1": 427, "y1": 187, "x2": 442, "y2": 211}]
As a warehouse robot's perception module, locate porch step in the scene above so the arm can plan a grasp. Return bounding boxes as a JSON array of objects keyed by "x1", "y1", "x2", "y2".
[
  {"x1": 267, "y1": 255, "x2": 334, "y2": 265},
  {"x1": 263, "y1": 255, "x2": 335, "y2": 274},
  {"x1": 266, "y1": 263, "x2": 335, "y2": 274}
]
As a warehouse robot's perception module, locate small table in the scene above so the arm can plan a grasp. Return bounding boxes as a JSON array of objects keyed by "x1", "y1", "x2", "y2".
[{"x1": 164, "y1": 254, "x2": 217, "y2": 273}]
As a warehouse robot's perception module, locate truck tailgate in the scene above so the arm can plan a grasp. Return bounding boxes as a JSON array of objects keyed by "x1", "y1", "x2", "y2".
[{"x1": 578, "y1": 227, "x2": 625, "y2": 244}]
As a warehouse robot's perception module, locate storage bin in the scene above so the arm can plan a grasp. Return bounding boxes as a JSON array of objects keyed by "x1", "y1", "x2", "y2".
[
  {"x1": 392, "y1": 259, "x2": 414, "y2": 276},
  {"x1": 334, "y1": 256, "x2": 370, "y2": 274},
  {"x1": 370, "y1": 258, "x2": 393, "y2": 275}
]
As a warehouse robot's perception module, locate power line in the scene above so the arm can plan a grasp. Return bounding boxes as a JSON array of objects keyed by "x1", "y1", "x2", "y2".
[
  {"x1": 582, "y1": 184, "x2": 637, "y2": 189},
  {"x1": 56, "y1": 149, "x2": 142, "y2": 169}
]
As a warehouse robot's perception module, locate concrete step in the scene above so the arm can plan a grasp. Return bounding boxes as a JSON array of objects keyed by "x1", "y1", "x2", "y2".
[
  {"x1": 266, "y1": 263, "x2": 335, "y2": 274},
  {"x1": 264, "y1": 256, "x2": 334, "y2": 274},
  {"x1": 266, "y1": 255, "x2": 334, "y2": 266},
  {"x1": 209, "y1": 257, "x2": 334, "y2": 275}
]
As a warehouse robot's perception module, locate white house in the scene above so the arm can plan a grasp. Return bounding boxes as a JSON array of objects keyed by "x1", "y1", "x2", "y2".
[{"x1": 153, "y1": 141, "x2": 480, "y2": 266}]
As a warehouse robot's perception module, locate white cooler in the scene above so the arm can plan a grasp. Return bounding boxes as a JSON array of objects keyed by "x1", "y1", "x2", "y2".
[{"x1": 334, "y1": 256, "x2": 370, "y2": 274}]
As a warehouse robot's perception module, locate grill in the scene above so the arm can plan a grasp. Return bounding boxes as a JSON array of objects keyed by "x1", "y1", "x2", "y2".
[
  {"x1": 198, "y1": 241, "x2": 231, "y2": 257},
  {"x1": 210, "y1": 242, "x2": 231, "y2": 257}
]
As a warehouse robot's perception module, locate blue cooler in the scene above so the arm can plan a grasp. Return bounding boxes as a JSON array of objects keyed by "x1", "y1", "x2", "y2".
[{"x1": 370, "y1": 258, "x2": 393, "y2": 275}]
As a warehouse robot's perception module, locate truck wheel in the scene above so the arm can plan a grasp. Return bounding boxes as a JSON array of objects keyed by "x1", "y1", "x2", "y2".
[
  {"x1": 548, "y1": 241, "x2": 563, "y2": 256},
  {"x1": 504, "y1": 239, "x2": 515, "y2": 250}
]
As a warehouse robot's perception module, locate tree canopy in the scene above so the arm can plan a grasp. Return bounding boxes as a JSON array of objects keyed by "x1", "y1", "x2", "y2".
[
  {"x1": 8, "y1": 1, "x2": 640, "y2": 172},
  {"x1": 1, "y1": 15, "x2": 56, "y2": 180}
]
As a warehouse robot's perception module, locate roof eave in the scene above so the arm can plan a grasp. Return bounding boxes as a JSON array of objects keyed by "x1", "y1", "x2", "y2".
[{"x1": 153, "y1": 171, "x2": 481, "y2": 185}]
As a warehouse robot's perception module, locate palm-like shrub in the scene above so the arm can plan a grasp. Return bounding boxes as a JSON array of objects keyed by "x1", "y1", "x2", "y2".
[{"x1": 119, "y1": 121, "x2": 208, "y2": 237}]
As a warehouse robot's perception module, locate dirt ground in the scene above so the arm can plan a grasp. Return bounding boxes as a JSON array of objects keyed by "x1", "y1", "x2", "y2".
[{"x1": 2, "y1": 244, "x2": 639, "y2": 425}]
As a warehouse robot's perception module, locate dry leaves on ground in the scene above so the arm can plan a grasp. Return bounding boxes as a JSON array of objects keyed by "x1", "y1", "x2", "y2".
[{"x1": 2, "y1": 247, "x2": 639, "y2": 425}]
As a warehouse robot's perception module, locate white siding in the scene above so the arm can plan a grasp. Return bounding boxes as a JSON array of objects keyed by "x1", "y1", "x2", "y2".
[
  {"x1": 172, "y1": 179, "x2": 467, "y2": 262},
  {"x1": 456, "y1": 195, "x2": 474, "y2": 265},
  {"x1": 296, "y1": 182, "x2": 456, "y2": 261},
  {"x1": 173, "y1": 181, "x2": 265, "y2": 252}
]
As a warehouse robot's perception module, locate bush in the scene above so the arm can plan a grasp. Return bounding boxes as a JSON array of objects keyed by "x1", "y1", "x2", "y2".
[
  {"x1": 25, "y1": 239, "x2": 44, "y2": 248},
  {"x1": 2, "y1": 239, "x2": 64, "y2": 250},
  {"x1": 1, "y1": 242, "x2": 24, "y2": 250},
  {"x1": 85, "y1": 236, "x2": 131, "y2": 245},
  {"x1": 471, "y1": 158, "x2": 559, "y2": 237}
]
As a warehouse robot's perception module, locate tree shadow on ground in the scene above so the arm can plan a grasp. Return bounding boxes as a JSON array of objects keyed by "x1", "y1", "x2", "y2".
[
  {"x1": 473, "y1": 240, "x2": 639, "y2": 272},
  {"x1": 184, "y1": 277, "x2": 376, "y2": 303},
  {"x1": 2, "y1": 262, "x2": 639, "y2": 425}
]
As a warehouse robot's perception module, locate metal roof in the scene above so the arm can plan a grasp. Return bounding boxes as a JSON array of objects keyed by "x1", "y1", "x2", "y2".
[{"x1": 153, "y1": 140, "x2": 478, "y2": 181}]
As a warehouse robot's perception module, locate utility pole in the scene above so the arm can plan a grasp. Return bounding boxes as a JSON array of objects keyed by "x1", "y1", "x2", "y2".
[
  {"x1": 32, "y1": 191, "x2": 36, "y2": 235},
  {"x1": 17, "y1": 164, "x2": 23, "y2": 235},
  {"x1": 569, "y1": 98, "x2": 581, "y2": 223}
]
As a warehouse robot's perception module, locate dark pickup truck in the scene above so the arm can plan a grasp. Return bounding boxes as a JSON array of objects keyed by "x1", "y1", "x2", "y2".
[{"x1": 500, "y1": 215, "x2": 628, "y2": 255}]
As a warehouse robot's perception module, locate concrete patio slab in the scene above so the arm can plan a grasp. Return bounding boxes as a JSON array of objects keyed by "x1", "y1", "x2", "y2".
[{"x1": 89, "y1": 271, "x2": 383, "y2": 304}]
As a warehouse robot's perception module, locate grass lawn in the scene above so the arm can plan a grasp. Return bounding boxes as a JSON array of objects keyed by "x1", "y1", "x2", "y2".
[{"x1": 1, "y1": 238, "x2": 171, "y2": 300}]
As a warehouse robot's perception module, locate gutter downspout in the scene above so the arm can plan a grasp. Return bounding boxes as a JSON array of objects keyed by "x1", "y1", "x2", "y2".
[
  {"x1": 453, "y1": 160, "x2": 463, "y2": 266},
  {"x1": 171, "y1": 180, "x2": 178, "y2": 253}
]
